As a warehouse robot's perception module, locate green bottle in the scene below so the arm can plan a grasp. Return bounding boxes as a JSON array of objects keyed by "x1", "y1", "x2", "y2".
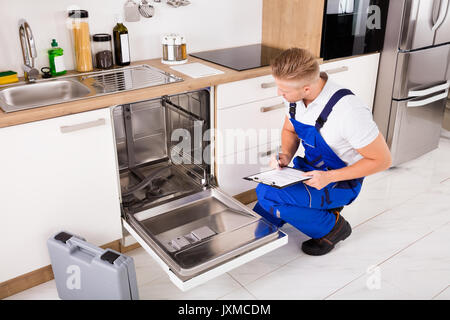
[
  {"x1": 113, "y1": 16, "x2": 131, "y2": 66},
  {"x1": 48, "y1": 39, "x2": 67, "y2": 76}
]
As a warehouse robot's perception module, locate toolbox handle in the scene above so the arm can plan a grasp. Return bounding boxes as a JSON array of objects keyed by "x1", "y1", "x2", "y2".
[{"x1": 67, "y1": 237, "x2": 105, "y2": 257}]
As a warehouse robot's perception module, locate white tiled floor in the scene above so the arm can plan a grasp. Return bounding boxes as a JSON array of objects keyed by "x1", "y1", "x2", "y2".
[{"x1": 6, "y1": 134, "x2": 450, "y2": 300}]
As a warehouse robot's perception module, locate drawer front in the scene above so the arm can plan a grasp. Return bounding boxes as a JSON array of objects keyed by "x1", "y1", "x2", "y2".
[
  {"x1": 217, "y1": 74, "x2": 278, "y2": 109},
  {"x1": 216, "y1": 96, "x2": 285, "y2": 157},
  {"x1": 217, "y1": 141, "x2": 281, "y2": 196},
  {"x1": 320, "y1": 53, "x2": 380, "y2": 111}
]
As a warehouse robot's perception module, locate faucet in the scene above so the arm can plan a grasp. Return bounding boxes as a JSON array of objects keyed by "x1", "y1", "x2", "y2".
[{"x1": 18, "y1": 19, "x2": 39, "y2": 83}]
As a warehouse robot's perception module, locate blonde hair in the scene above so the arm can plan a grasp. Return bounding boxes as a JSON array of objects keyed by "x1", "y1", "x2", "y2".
[{"x1": 271, "y1": 48, "x2": 320, "y2": 85}]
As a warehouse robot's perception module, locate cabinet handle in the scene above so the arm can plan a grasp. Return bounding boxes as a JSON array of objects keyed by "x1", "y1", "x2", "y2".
[
  {"x1": 260, "y1": 103, "x2": 285, "y2": 113},
  {"x1": 323, "y1": 66, "x2": 349, "y2": 75},
  {"x1": 60, "y1": 118, "x2": 106, "y2": 134},
  {"x1": 259, "y1": 148, "x2": 278, "y2": 158},
  {"x1": 261, "y1": 82, "x2": 277, "y2": 89},
  {"x1": 259, "y1": 150, "x2": 277, "y2": 158}
]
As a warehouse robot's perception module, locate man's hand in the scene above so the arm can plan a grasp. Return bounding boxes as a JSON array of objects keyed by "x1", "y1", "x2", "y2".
[
  {"x1": 303, "y1": 170, "x2": 333, "y2": 190},
  {"x1": 269, "y1": 153, "x2": 292, "y2": 169}
]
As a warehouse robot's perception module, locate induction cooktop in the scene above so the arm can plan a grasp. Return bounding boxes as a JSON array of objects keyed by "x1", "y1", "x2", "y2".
[{"x1": 189, "y1": 44, "x2": 284, "y2": 71}]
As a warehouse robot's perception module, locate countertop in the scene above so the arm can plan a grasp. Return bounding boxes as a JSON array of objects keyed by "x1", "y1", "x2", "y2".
[
  {"x1": 2, "y1": 51, "x2": 379, "y2": 129},
  {"x1": 0, "y1": 56, "x2": 275, "y2": 129}
]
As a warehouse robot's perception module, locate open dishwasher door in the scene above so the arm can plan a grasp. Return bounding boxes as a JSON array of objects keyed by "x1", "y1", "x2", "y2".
[
  {"x1": 122, "y1": 188, "x2": 287, "y2": 291},
  {"x1": 113, "y1": 88, "x2": 287, "y2": 291}
]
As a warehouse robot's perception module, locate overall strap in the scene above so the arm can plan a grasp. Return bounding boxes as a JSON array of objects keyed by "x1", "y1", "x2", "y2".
[
  {"x1": 289, "y1": 102, "x2": 297, "y2": 119},
  {"x1": 315, "y1": 88, "x2": 354, "y2": 130}
]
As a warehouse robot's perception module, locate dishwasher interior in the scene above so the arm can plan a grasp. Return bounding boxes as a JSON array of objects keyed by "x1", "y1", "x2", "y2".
[
  {"x1": 113, "y1": 89, "x2": 211, "y2": 213},
  {"x1": 112, "y1": 88, "x2": 285, "y2": 281}
]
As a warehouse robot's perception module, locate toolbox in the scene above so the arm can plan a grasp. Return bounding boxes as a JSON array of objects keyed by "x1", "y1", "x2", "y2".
[{"x1": 47, "y1": 231, "x2": 139, "y2": 300}]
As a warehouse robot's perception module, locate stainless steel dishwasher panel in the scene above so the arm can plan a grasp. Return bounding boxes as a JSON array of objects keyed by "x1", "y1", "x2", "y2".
[{"x1": 113, "y1": 99, "x2": 167, "y2": 170}]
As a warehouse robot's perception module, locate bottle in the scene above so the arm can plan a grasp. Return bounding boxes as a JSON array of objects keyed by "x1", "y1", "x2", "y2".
[
  {"x1": 113, "y1": 16, "x2": 131, "y2": 66},
  {"x1": 48, "y1": 39, "x2": 67, "y2": 76}
]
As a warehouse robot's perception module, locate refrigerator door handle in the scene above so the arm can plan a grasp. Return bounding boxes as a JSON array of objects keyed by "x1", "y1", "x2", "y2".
[
  {"x1": 407, "y1": 90, "x2": 448, "y2": 107},
  {"x1": 408, "y1": 81, "x2": 450, "y2": 97},
  {"x1": 432, "y1": 0, "x2": 449, "y2": 31}
]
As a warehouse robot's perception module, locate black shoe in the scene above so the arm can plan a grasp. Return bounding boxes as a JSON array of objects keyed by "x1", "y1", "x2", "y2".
[{"x1": 301, "y1": 209, "x2": 352, "y2": 256}]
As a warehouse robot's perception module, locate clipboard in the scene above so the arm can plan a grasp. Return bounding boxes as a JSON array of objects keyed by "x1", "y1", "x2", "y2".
[{"x1": 243, "y1": 166, "x2": 312, "y2": 189}]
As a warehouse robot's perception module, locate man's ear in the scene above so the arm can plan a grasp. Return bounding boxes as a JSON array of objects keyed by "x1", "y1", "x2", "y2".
[{"x1": 303, "y1": 85, "x2": 311, "y2": 95}]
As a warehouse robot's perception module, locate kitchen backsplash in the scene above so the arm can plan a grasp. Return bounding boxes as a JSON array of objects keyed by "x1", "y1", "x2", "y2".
[{"x1": 0, "y1": 0, "x2": 262, "y2": 76}]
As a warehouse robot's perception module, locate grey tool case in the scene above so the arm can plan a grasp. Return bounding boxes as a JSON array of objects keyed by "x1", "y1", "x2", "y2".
[{"x1": 47, "y1": 231, "x2": 139, "y2": 300}]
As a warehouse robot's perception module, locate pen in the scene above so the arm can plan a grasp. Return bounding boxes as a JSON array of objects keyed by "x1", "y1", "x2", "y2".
[{"x1": 276, "y1": 146, "x2": 281, "y2": 168}]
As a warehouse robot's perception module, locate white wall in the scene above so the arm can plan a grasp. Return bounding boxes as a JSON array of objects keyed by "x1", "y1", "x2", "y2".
[{"x1": 0, "y1": 0, "x2": 262, "y2": 76}]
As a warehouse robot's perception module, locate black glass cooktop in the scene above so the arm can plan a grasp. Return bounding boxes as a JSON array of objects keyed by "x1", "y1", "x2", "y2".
[{"x1": 190, "y1": 44, "x2": 284, "y2": 71}]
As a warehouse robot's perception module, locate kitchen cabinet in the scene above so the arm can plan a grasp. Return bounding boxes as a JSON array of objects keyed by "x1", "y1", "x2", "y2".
[
  {"x1": 216, "y1": 75, "x2": 285, "y2": 196},
  {"x1": 216, "y1": 96, "x2": 285, "y2": 155},
  {"x1": 215, "y1": 53, "x2": 380, "y2": 196},
  {"x1": 320, "y1": 53, "x2": 380, "y2": 112},
  {"x1": 262, "y1": 0, "x2": 325, "y2": 58},
  {"x1": 216, "y1": 143, "x2": 278, "y2": 196},
  {"x1": 0, "y1": 107, "x2": 122, "y2": 283}
]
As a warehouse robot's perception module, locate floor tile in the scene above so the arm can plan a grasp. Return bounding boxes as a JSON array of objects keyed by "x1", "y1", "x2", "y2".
[
  {"x1": 126, "y1": 247, "x2": 167, "y2": 286},
  {"x1": 138, "y1": 273, "x2": 242, "y2": 300},
  {"x1": 433, "y1": 286, "x2": 450, "y2": 300},
  {"x1": 326, "y1": 276, "x2": 417, "y2": 300},
  {"x1": 227, "y1": 224, "x2": 307, "y2": 286},
  {"x1": 218, "y1": 286, "x2": 256, "y2": 300},
  {"x1": 243, "y1": 190, "x2": 450, "y2": 300},
  {"x1": 342, "y1": 167, "x2": 430, "y2": 228},
  {"x1": 373, "y1": 223, "x2": 450, "y2": 300}
]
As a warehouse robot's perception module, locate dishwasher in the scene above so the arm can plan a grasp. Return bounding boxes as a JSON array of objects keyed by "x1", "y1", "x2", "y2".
[{"x1": 112, "y1": 88, "x2": 288, "y2": 291}]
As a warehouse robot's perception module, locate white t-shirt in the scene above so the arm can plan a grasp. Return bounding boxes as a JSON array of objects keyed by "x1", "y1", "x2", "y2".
[{"x1": 285, "y1": 72, "x2": 379, "y2": 166}]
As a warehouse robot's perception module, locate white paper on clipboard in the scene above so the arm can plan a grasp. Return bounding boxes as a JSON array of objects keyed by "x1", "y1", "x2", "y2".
[{"x1": 244, "y1": 167, "x2": 311, "y2": 189}]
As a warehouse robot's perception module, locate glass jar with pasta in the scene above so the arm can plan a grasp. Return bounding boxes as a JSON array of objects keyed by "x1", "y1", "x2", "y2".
[{"x1": 68, "y1": 10, "x2": 93, "y2": 72}]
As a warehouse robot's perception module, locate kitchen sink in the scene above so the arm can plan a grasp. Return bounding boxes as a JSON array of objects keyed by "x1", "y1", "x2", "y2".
[
  {"x1": 0, "y1": 65, "x2": 183, "y2": 113},
  {"x1": 0, "y1": 79, "x2": 92, "y2": 113}
]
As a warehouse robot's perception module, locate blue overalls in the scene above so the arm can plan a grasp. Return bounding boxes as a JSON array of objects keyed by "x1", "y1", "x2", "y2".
[{"x1": 254, "y1": 89, "x2": 364, "y2": 239}]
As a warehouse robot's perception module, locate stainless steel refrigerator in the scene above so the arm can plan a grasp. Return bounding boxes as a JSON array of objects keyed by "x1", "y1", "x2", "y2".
[{"x1": 373, "y1": 0, "x2": 450, "y2": 166}]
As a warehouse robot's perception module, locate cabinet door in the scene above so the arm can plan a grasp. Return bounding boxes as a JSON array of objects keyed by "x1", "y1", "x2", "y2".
[
  {"x1": 0, "y1": 108, "x2": 122, "y2": 282},
  {"x1": 320, "y1": 53, "x2": 380, "y2": 111},
  {"x1": 216, "y1": 141, "x2": 280, "y2": 196},
  {"x1": 216, "y1": 96, "x2": 285, "y2": 158}
]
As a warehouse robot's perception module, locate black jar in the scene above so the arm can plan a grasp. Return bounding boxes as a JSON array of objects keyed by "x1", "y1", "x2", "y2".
[{"x1": 92, "y1": 34, "x2": 113, "y2": 69}]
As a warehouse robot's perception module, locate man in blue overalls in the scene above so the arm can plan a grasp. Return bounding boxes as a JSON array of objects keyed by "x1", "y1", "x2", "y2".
[{"x1": 253, "y1": 48, "x2": 392, "y2": 256}]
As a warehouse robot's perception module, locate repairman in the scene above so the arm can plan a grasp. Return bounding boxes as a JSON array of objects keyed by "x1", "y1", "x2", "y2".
[{"x1": 253, "y1": 48, "x2": 392, "y2": 256}]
